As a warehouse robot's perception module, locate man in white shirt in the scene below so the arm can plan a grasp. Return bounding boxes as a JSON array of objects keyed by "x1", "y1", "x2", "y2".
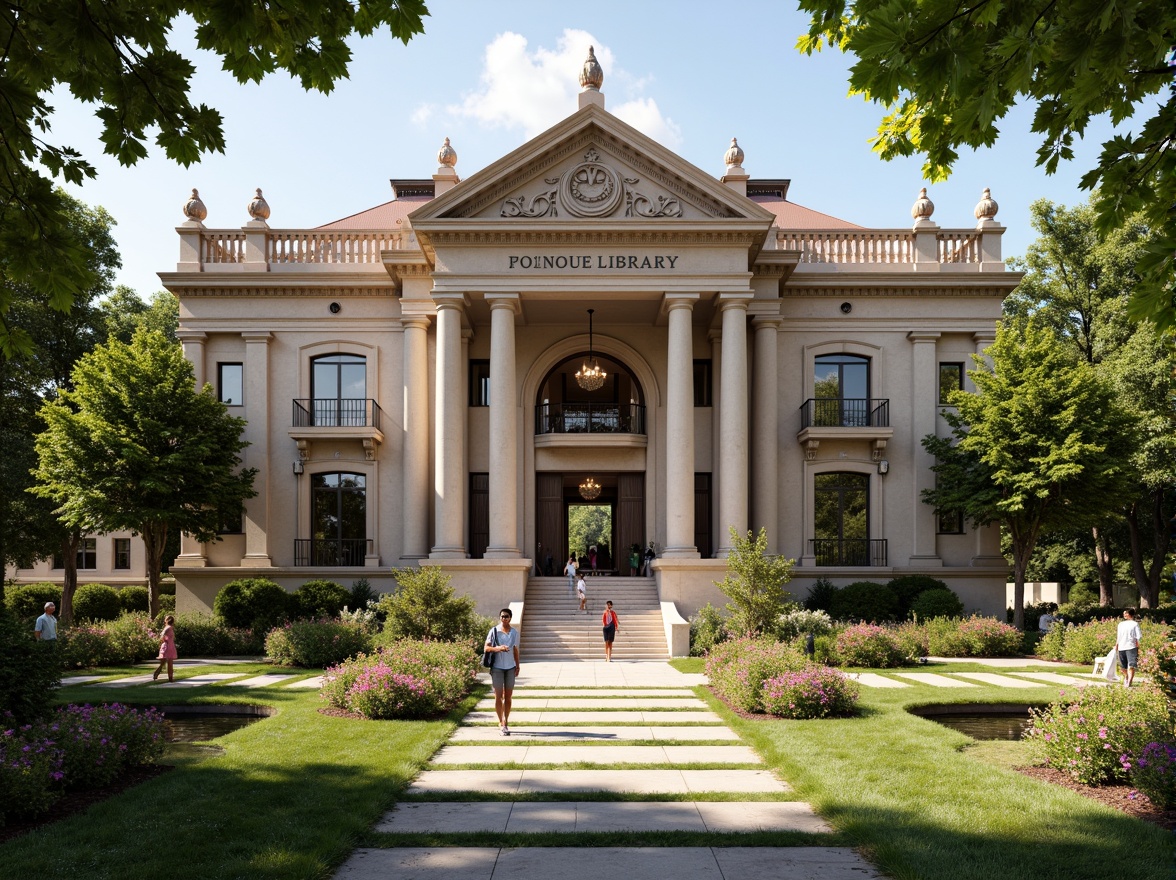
[
  {"x1": 1115, "y1": 607, "x2": 1142, "y2": 688},
  {"x1": 34, "y1": 602, "x2": 57, "y2": 642}
]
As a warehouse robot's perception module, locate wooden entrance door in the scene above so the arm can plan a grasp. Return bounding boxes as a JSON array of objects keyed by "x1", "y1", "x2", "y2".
[
  {"x1": 615, "y1": 473, "x2": 645, "y2": 576},
  {"x1": 535, "y1": 473, "x2": 564, "y2": 576}
]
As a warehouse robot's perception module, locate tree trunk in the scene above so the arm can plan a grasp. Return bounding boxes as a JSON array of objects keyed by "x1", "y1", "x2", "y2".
[
  {"x1": 1011, "y1": 547, "x2": 1028, "y2": 631},
  {"x1": 142, "y1": 525, "x2": 166, "y2": 619},
  {"x1": 1141, "y1": 489, "x2": 1170, "y2": 608},
  {"x1": 1092, "y1": 525, "x2": 1114, "y2": 606},
  {"x1": 59, "y1": 531, "x2": 80, "y2": 625}
]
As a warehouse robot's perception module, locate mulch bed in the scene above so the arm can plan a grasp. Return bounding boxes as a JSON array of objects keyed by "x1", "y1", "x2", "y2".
[
  {"x1": 0, "y1": 764, "x2": 174, "y2": 845},
  {"x1": 1015, "y1": 765, "x2": 1176, "y2": 830}
]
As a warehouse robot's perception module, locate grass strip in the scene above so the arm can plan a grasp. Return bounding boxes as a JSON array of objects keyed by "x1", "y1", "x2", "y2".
[
  {"x1": 362, "y1": 830, "x2": 842, "y2": 847},
  {"x1": 694, "y1": 682, "x2": 1174, "y2": 880}
]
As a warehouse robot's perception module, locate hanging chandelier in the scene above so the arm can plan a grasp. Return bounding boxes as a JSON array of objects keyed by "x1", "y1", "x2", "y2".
[
  {"x1": 575, "y1": 308, "x2": 607, "y2": 391},
  {"x1": 578, "y1": 477, "x2": 602, "y2": 500}
]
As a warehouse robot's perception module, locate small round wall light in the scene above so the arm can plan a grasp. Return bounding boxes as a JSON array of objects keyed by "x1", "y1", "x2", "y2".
[
  {"x1": 840, "y1": 301, "x2": 852, "y2": 314},
  {"x1": 329, "y1": 302, "x2": 342, "y2": 314}
]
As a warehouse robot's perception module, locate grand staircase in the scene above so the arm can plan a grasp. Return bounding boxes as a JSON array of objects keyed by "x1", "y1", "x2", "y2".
[{"x1": 519, "y1": 576, "x2": 669, "y2": 661}]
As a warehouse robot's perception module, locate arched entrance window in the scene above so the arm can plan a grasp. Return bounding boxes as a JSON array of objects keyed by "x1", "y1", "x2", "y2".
[
  {"x1": 306, "y1": 472, "x2": 367, "y2": 565},
  {"x1": 311, "y1": 354, "x2": 366, "y2": 426},
  {"x1": 535, "y1": 354, "x2": 645, "y2": 434},
  {"x1": 813, "y1": 472, "x2": 874, "y2": 566}
]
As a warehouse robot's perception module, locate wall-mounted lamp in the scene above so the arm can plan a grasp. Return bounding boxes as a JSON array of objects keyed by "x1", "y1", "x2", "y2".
[
  {"x1": 877, "y1": 459, "x2": 889, "y2": 475},
  {"x1": 292, "y1": 460, "x2": 304, "y2": 475}
]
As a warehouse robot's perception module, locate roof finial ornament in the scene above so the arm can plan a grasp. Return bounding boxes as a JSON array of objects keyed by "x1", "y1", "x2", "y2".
[
  {"x1": 724, "y1": 137, "x2": 745, "y2": 170},
  {"x1": 911, "y1": 187, "x2": 935, "y2": 226},
  {"x1": 247, "y1": 188, "x2": 271, "y2": 222},
  {"x1": 437, "y1": 136, "x2": 457, "y2": 169},
  {"x1": 182, "y1": 188, "x2": 207, "y2": 223},
  {"x1": 974, "y1": 187, "x2": 999, "y2": 223},
  {"x1": 579, "y1": 46, "x2": 604, "y2": 91}
]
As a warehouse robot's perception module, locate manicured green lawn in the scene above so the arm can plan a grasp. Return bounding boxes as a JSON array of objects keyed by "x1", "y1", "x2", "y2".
[
  {"x1": 699, "y1": 677, "x2": 1174, "y2": 880},
  {"x1": 0, "y1": 663, "x2": 476, "y2": 880}
]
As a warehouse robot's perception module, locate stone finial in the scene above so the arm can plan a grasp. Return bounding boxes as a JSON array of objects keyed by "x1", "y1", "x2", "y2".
[
  {"x1": 437, "y1": 137, "x2": 457, "y2": 169},
  {"x1": 911, "y1": 187, "x2": 935, "y2": 222},
  {"x1": 182, "y1": 188, "x2": 207, "y2": 222},
  {"x1": 724, "y1": 137, "x2": 745, "y2": 170},
  {"x1": 579, "y1": 46, "x2": 604, "y2": 91},
  {"x1": 974, "y1": 187, "x2": 999, "y2": 222},
  {"x1": 247, "y1": 188, "x2": 271, "y2": 221}
]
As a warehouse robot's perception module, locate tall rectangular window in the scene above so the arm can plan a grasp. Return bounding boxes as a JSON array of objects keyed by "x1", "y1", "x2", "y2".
[
  {"x1": 693, "y1": 360, "x2": 712, "y2": 407},
  {"x1": 77, "y1": 538, "x2": 97, "y2": 570},
  {"x1": 113, "y1": 538, "x2": 131, "y2": 570},
  {"x1": 938, "y1": 509, "x2": 965, "y2": 535},
  {"x1": 939, "y1": 362, "x2": 964, "y2": 405},
  {"x1": 469, "y1": 360, "x2": 490, "y2": 407},
  {"x1": 218, "y1": 363, "x2": 243, "y2": 405}
]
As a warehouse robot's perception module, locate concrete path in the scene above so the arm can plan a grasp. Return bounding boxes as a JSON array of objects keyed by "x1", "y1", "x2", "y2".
[
  {"x1": 336, "y1": 660, "x2": 882, "y2": 879},
  {"x1": 893, "y1": 672, "x2": 977, "y2": 688}
]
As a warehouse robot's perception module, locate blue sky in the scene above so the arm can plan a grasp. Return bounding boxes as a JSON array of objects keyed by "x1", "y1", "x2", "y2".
[{"x1": 51, "y1": 1, "x2": 1126, "y2": 297}]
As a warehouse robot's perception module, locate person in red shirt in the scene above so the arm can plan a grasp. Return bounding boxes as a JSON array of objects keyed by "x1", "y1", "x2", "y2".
[{"x1": 602, "y1": 600, "x2": 619, "y2": 662}]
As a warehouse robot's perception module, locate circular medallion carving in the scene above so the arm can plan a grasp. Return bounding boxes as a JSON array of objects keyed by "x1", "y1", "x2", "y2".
[{"x1": 561, "y1": 149, "x2": 623, "y2": 217}]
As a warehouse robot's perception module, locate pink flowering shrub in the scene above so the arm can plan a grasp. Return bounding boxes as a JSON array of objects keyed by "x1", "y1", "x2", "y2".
[
  {"x1": 265, "y1": 618, "x2": 374, "y2": 668},
  {"x1": 834, "y1": 624, "x2": 909, "y2": 668},
  {"x1": 1027, "y1": 685, "x2": 1171, "y2": 784},
  {"x1": 761, "y1": 665, "x2": 860, "y2": 719},
  {"x1": 1035, "y1": 619, "x2": 1171, "y2": 664},
  {"x1": 955, "y1": 615, "x2": 1022, "y2": 656},
  {"x1": 58, "y1": 613, "x2": 160, "y2": 668},
  {"x1": 345, "y1": 666, "x2": 435, "y2": 719},
  {"x1": 705, "y1": 637, "x2": 807, "y2": 712},
  {"x1": 1135, "y1": 638, "x2": 1176, "y2": 694},
  {"x1": 321, "y1": 639, "x2": 478, "y2": 718},
  {"x1": 1121, "y1": 741, "x2": 1176, "y2": 808}
]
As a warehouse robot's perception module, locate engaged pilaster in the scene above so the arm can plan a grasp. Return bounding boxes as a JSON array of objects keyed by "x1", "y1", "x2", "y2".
[
  {"x1": 908, "y1": 331, "x2": 942, "y2": 566},
  {"x1": 401, "y1": 314, "x2": 431, "y2": 559},
  {"x1": 716, "y1": 295, "x2": 752, "y2": 555},
  {"x1": 485, "y1": 294, "x2": 521, "y2": 557},
  {"x1": 751, "y1": 316, "x2": 782, "y2": 552},
  {"x1": 431, "y1": 295, "x2": 468, "y2": 558},
  {"x1": 242, "y1": 331, "x2": 272, "y2": 566}
]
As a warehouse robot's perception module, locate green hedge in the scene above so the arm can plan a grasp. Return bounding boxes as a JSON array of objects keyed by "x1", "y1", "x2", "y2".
[
  {"x1": 73, "y1": 584, "x2": 122, "y2": 622},
  {"x1": 213, "y1": 578, "x2": 291, "y2": 632},
  {"x1": 829, "y1": 581, "x2": 898, "y2": 623},
  {"x1": 265, "y1": 618, "x2": 374, "y2": 668},
  {"x1": 0, "y1": 609, "x2": 60, "y2": 723},
  {"x1": 5, "y1": 583, "x2": 62, "y2": 622},
  {"x1": 118, "y1": 586, "x2": 150, "y2": 614}
]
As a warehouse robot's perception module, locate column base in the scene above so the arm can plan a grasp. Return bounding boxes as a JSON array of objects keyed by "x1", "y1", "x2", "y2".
[
  {"x1": 971, "y1": 555, "x2": 1008, "y2": 567},
  {"x1": 660, "y1": 547, "x2": 701, "y2": 560},
  {"x1": 483, "y1": 548, "x2": 522, "y2": 559},
  {"x1": 907, "y1": 556, "x2": 944, "y2": 568},
  {"x1": 172, "y1": 554, "x2": 207, "y2": 569},
  {"x1": 242, "y1": 554, "x2": 272, "y2": 567},
  {"x1": 429, "y1": 548, "x2": 468, "y2": 560}
]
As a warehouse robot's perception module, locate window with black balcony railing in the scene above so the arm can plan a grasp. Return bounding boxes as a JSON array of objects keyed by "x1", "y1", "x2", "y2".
[
  {"x1": 292, "y1": 399, "x2": 382, "y2": 430},
  {"x1": 809, "y1": 538, "x2": 888, "y2": 567},
  {"x1": 535, "y1": 402, "x2": 646, "y2": 435}
]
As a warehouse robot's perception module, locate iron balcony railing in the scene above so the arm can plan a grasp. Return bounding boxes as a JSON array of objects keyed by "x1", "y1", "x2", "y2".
[
  {"x1": 810, "y1": 539, "x2": 888, "y2": 567},
  {"x1": 294, "y1": 539, "x2": 371, "y2": 567},
  {"x1": 292, "y1": 399, "x2": 382, "y2": 430},
  {"x1": 799, "y1": 398, "x2": 889, "y2": 429},
  {"x1": 535, "y1": 403, "x2": 646, "y2": 435}
]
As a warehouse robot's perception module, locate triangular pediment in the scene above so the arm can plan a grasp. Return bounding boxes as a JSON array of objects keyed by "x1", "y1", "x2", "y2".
[{"x1": 410, "y1": 104, "x2": 776, "y2": 227}]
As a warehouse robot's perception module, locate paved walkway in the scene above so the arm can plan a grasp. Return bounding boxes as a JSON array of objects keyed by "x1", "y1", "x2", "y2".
[{"x1": 334, "y1": 661, "x2": 883, "y2": 880}]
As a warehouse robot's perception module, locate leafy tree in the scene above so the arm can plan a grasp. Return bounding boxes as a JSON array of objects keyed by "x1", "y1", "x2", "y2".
[
  {"x1": 798, "y1": 0, "x2": 1176, "y2": 328},
  {"x1": 31, "y1": 329, "x2": 256, "y2": 617},
  {"x1": 713, "y1": 527, "x2": 794, "y2": 637},
  {"x1": 101, "y1": 288, "x2": 179, "y2": 345},
  {"x1": 379, "y1": 566, "x2": 486, "y2": 643},
  {"x1": 0, "y1": 0, "x2": 430, "y2": 357},
  {"x1": 923, "y1": 321, "x2": 1135, "y2": 629},
  {"x1": 568, "y1": 504, "x2": 611, "y2": 560}
]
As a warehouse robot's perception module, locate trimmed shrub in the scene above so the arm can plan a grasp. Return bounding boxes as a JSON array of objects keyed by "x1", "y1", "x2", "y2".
[
  {"x1": 213, "y1": 578, "x2": 291, "y2": 632},
  {"x1": 705, "y1": 637, "x2": 807, "y2": 713},
  {"x1": 1035, "y1": 622, "x2": 1068, "y2": 661},
  {"x1": 73, "y1": 584, "x2": 122, "y2": 622},
  {"x1": 117, "y1": 586, "x2": 150, "y2": 614},
  {"x1": 378, "y1": 567, "x2": 487, "y2": 648},
  {"x1": 803, "y1": 577, "x2": 838, "y2": 612},
  {"x1": 762, "y1": 665, "x2": 860, "y2": 718},
  {"x1": 158, "y1": 594, "x2": 176, "y2": 614},
  {"x1": 345, "y1": 667, "x2": 435, "y2": 720},
  {"x1": 689, "y1": 603, "x2": 730, "y2": 656},
  {"x1": 888, "y1": 575, "x2": 950, "y2": 618},
  {"x1": 265, "y1": 618, "x2": 374, "y2": 668},
  {"x1": 0, "y1": 610, "x2": 61, "y2": 723},
  {"x1": 956, "y1": 615, "x2": 1023, "y2": 656},
  {"x1": 829, "y1": 581, "x2": 898, "y2": 623},
  {"x1": 910, "y1": 588, "x2": 965, "y2": 620},
  {"x1": 775, "y1": 608, "x2": 835, "y2": 642},
  {"x1": 59, "y1": 624, "x2": 117, "y2": 669},
  {"x1": 1028, "y1": 685, "x2": 1171, "y2": 784},
  {"x1": 294, "y1": 580, "x2": 350, "y2": 619},
  {"x1": 320, "y1": 640, "x2": 478, "y2": 717},
  {"x1": 1124, "y1": 742, "x2": 1176, "y2": 809},
  {"x1": 349, "y1": 578, "x2": 378, "y2": 611},
  {"x1": 155, "y1": 612, "x2": 262, "y2": 656},
  {"x1": 5, "y1": 583, "x2": 62, "y2": 622},
  {"x1": 835, "y1": 623, "x2": 908, "y2": 667}
]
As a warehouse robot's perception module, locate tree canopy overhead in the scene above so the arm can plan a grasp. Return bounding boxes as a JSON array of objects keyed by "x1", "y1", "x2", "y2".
[
  {"x1": 0, "y1": 0, "x2": 430, "y2": 356},
  {"x1": 797, "y1": 0, "x2": 1175, "y2": 328}
]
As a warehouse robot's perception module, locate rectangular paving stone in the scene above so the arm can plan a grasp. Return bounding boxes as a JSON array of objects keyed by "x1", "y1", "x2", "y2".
[
  {"x1": 224, "y1": 674, "x2": 297, "y2": 687},
  {"x1": 448, "y1": 725, "x2": 738, "y2": 742},
  {"x1": 679, "y1": 769, "x2": 787, "y2": 793},
  {"x1": 334, "y1": 847, "x2": 500, "y2": 880},
  {"x1": 475, "y1": 698, "x2": 706, "y2": 710},
  {"x1": 517, "y1": 769, "x2": 694, "y2": 794},
  {"x1": 951, "y1": 672, "x2": 1044, "y2": 688},
  {"x1": 716, "y1": 847, "x2": 883, "y2": 879},
  {"x1": 156, "y1": 673, "x2": 243, "y2": 688},
  {"x1": 429, "y1": 745, "x2": 759, "y2": 766},
  {"x1": 519, "y1": 689, "x2": 695, "y2": 697},
  {"x1": 96, "y1": 673, "x2": 156, "y2": 687},
  {"x1": 429, "y1": 769, "x2": 785, "y2": 794},
  {"x1": 662, "y1": 745, "x2": 760, "y2": 764},
  {"x1": 465, "y1": 711, "x2": 723, "y2": 724},
  {"x1": 695, "y1": 801, "x2": 831, "y2": 833},
  {"x1": 573, "y1": 801, "x2": 706, "y2": 832},
  {"x1": 407, "y1": 771, "x2": 522, "y2": 794},
  {"x1": 59, "y1": 675, "x2": 104, "y2": 686},
  {"x1": 846, "y1": 673, "x2": 909, "y2": 688},
  {"x1": 1008, "y1": 672, "x2": 1091, "y2": 686},
  {"x1": 503, "y1": 802, "x2": 578, "y2": 833},
  {"x1": 374, "y1": 802, "x2": 509, "y2": 834},
  {"x1": 893, "y1": 672, "x2": 979, "y2": 688},
  {"x1": 286, "y1": 675, "x2": 324, "y2": 688}
]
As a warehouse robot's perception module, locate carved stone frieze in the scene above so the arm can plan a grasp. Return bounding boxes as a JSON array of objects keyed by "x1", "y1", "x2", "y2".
[
  {"x1": 177, "y1": 286, "x2": 400, "y2": 297},
  {"x1": 781, "y1": 285, "x2": 1011, "y2": 298},
  {"x1": 424, "y1": 229, "x2": 760, "y2": 247}
]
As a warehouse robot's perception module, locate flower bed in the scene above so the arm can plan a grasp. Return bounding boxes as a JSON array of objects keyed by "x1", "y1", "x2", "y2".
[
  {"x1": 265, "y1": 618, "x2": 375, "y2": 668},
  {"x1": 1035, "y1": 618, "x2": 1172, "y2": 664},
  {"x1": 834, "y1": 623, "x2": 911, "y2": 668},
  {"x1": 705, "y1": 637, "x2": 807, "y2": 713},
  {"x1": 761, "y1": 665, "x2": 859, "y2": 719}
]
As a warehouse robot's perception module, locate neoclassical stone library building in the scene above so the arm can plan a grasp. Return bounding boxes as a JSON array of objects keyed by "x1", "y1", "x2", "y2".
[{"x1": 158, "y1": 51, "x2": 1018, "y2": 635}]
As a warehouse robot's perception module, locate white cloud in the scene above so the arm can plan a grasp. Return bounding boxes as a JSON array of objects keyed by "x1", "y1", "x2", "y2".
[
  {"x1": 442, "y1": 29, "x2": 680, "y2": 145},
  {"x1": 411, "y1": 103, "x2": 435, "y2": 127}
]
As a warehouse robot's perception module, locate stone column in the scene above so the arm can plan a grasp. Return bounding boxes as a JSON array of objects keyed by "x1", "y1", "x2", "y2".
[
  {"x1": 751, "y1": 316, "x2": 781, "y2": 553},
  {"x1": 909, "y1": 331, "x2": 942, "y2": 566},
  {"x1": 175, "y1": 332, "x2": 208, "y2": 566},
  {"x1": 716, "y1": 295, "x2": 752, "y2": 555},
  {"x1": 485, "y1": 295, "x2": 521, "y2": 557},
  {"x1": 401, "y1": 315, "x2": 431, "y2": 559},
  {"x1": 242, "y1": 331, "x2": 272, "y2": 566},
  {"x1": 431, "y1": 295, "x2": 467, "y2": 558},
  {"x1": 663, "y1": 294, "x2": 699, "y2": 558}
]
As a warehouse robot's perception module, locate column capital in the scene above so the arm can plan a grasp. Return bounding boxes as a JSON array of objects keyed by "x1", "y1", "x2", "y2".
[
  {"x1": 972, "y1": 331, "x2": 996, "y2": 347},
  {"x1": 717, "y1": 292, "x2": 754, "y2": 311},
  {"x1": 907, "y1": 330, "x2": 942, "y2": 343},
  {"x1": 241, "y1": 330, "x2": 273, "y2": 344},
  {"x1": 663, "y1": 293, "x2": 699, "y2": 312},
  {"x1": 432, "y1": 293, "x2": 470, "y2": 311},
  {"x1": 175, "y1": 330, "x2": 208, "y2": 343},
  {"x1": 401, "y1": 314, "x2": 431, "y2": 331},
  {"x1": 485, "y1": 293, "x2": 522, "y2": 314},
  {"x1": 751, "y1": 315, "x2": 783, "y2": 330}
]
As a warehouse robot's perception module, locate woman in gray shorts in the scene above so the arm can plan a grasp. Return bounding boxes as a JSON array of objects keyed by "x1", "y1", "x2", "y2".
[{"x1": 485, "y1": 608, "x2": 521, "y2": 735}]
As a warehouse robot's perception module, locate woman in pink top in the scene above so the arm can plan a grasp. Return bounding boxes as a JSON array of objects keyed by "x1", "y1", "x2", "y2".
[
  {"x1": 153, "y1": 615, "x2": 178, "y2": 682},
  {"x1": 602, "y1": 601, "x2": 619, "y2": 662}
]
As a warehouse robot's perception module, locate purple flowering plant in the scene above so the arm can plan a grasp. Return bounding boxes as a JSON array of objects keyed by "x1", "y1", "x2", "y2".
[
  {"x1": 761, "y1": 664, "x2": 860, "y2": 719},
  {"x1": 1120, "y1": 741, "x2": 1176, "y2": 808}
]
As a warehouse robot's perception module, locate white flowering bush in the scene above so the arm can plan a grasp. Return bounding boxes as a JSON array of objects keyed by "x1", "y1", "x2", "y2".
[{"x1": 776, "y1": 608, "x2": 834, "y2": 641}]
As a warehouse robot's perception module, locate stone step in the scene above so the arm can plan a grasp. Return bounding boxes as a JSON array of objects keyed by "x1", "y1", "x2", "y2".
[{"x1": 406, "y1": 768, "x2": 788, "y2": 794}]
